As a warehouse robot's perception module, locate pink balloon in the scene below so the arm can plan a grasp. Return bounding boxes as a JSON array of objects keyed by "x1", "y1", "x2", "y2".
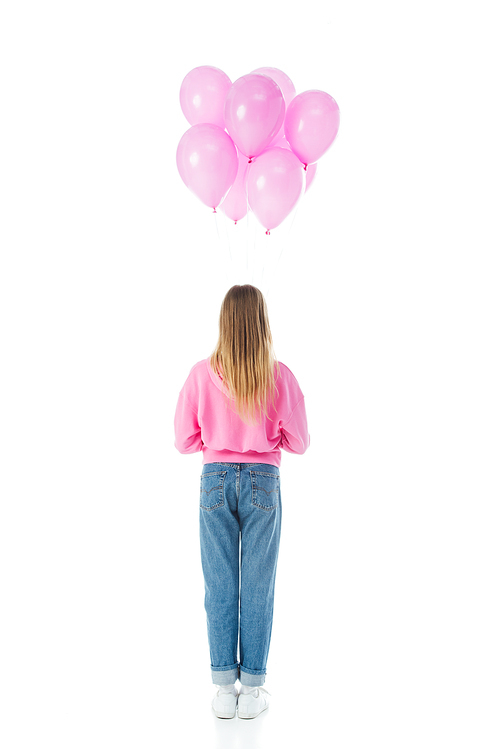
[
  {"x1": 224, "y1": 74, "x2": 285, "y2": 160},
  {"x1": 176, "y1": 123, "x2": 238, "y2": 210},
  {"x1": 263, "y1": 136, "x2": 318, "y2": 191},
  {"x1": 251, "y1": 67, "x2": 296, "y2": 147},
  {"x1": 285, "y1": 90, "x2": 340, "y2": 166},
  {"x1": 267, "y1": 136, "x2": 318, "y2": 190},
  {"x1": 180, "y1": 66, "x2": 232, "y2": 129},
  {"x1": 250, "y1": 67, "x2": 296, "y2": 107},
  {"x1": 264, "y1": 135, "x2": 290, "y2": 152},
  {"x1": 247, "y1": 147, "x2": 304, "y2": 233},
  {"x1": 305, "y1": 162, "x2": 317, "y2": 192},
  {"x1": 267, "y1": 136, "x2": 317, "y2": 191},
  {"x1": 219, "y1": 147, "x2": 250, "y2": 223}
]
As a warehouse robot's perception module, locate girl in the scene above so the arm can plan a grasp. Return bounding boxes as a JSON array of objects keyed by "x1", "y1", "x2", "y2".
[{"x1": 174, "y1": 284, "x2": 310, "y2": 719}]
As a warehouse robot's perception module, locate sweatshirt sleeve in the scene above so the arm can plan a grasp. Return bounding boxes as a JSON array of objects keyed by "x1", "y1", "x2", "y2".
[
  {"x1": 280, "y1": 396, "x2": 310, "y2": 455},
  {"x1": 174, "y1": 389, "x2": 203, "y2": 454}
]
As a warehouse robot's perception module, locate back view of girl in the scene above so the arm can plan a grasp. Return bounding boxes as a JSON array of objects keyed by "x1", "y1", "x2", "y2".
[{"x1": 174, "y1": 284, "x2": 310, "y2": 719}]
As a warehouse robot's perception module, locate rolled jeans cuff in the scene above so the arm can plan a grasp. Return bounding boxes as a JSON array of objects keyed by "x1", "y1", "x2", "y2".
[
  {"x1": 211, "y1": 664, "x2": 239, "y2": 686},
  {"x1": 239, "y1": 665, "x2": 266, "y2": 687}
]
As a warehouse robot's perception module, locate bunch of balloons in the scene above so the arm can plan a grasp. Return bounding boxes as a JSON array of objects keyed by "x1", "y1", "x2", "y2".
[{"x1": 176, "y1": 65, "x2": 340, "y2": 233}]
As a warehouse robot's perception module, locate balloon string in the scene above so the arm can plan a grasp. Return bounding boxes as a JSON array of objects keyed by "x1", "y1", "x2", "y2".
[
  {"x1": 264, "y1": 175, "x2": 306, "y2": 299},
  {"x1": 245, "y1": 172, "x2": 250, "y2": 280},
  {"x1": 214, "y1": 211, "x2": 232, "y2": 287}
]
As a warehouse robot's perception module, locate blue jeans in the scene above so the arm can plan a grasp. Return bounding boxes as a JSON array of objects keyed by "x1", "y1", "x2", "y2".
[{"x1": 199, "y1": 462, "x2": 282, "y2": 687}]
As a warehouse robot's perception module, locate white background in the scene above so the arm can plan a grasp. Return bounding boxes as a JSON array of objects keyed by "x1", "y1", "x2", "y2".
[{"x1": 1, "y1": 1, "x2": 499, "y2": 747}]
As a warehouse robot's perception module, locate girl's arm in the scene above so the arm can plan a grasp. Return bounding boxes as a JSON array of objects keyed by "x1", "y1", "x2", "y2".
[
  {"x1": 280, "y1": 397, "x2": 310, "y2": 455},
  {"x1": 174, "y1": 390, "x2": 202, "y2": 454}
]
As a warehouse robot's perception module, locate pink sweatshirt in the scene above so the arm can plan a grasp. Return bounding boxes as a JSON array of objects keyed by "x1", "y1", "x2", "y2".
[{"x1": 174, "y1": 358, "x2": 310, "y2": 466}]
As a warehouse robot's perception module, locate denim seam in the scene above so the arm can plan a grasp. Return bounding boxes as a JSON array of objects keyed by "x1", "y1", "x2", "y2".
[
  {"x1": 200, "y1": 470, "x2": 226, "y2": 511},
  {"x1": 200, "y1": 502, "x2": 224, "y2": 511},
  {"x1": 239, "y1": 666, "x2": 267, "y2": 675},
  {"x1": 250, "y1": 470, "x2": 280, "y2": 511},
  {"x1": 205, "y1": 462, "x2": 278, "y2": 468},
  {"x1": 252, "y1": 502, "x2": 278, "y2": 511},
  {"x1": 249, "y1": 471, "x2": 280, "y2": 477}
]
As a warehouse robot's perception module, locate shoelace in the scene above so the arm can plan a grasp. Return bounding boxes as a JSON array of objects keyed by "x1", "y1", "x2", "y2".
[
  {"x1": 216, "y1": 686, "x2": 272, "y2": 699},
  {"x1": 239, "y1": 686, "x2": 271, "y2": 697}
]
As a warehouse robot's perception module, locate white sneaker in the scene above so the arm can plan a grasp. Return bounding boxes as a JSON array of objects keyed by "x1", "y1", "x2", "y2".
[
  {"x1": 237, "y1": 687, "x2": 271, "y2": 719},
  {"x1": 212, "y1": 686, "x2": 237, "y2": 719}
]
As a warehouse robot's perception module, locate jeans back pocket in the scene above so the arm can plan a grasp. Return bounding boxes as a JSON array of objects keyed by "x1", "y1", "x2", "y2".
[
  {"x1": 250, "y1": 470, "x2": 280, "y2": 511},
  {"x1": 200, "y1": 470, "x2": 226, "y2": 511}
]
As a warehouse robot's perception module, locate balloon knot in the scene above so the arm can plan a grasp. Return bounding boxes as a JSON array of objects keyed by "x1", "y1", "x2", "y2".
[
  {"x1": 248, "y1": 158, "x2": 253, "y2": 164},
  {"x1": 265, "y1": 230, "x2": 270, "y2": 235},
  {"x1": 234, "y1": 221, "x2": 237, "y2": 225},
  {"x1": 213, "y1": 208, "x2": 217, "y2": 213},
  {"x1": 304, "y1": 164, "x2": 308, "y2": 171}
]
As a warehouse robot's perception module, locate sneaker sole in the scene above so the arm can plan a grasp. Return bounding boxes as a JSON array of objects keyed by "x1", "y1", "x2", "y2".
[
  {"x1": 212, "y1": 708, "x2": 236, "y2": 719},
  {"x1": 238, "y1": 703, "x2": 269, "y2": 719}
]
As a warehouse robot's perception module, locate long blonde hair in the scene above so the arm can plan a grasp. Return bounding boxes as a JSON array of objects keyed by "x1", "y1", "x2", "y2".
[{"x1": 209, "y1": 285, "x2": 280, "y2": 426}]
